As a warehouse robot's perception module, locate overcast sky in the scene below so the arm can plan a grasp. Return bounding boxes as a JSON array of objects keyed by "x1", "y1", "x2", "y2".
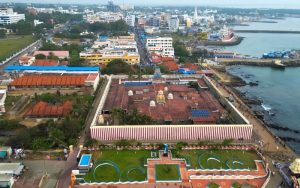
[{"x1": 5, "y1": 0, "x2": 300, "y2": 9}]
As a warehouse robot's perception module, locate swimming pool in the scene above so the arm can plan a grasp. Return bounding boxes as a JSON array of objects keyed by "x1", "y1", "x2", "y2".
[{"x1": 79, "y1": 154, "x2": 92, "y2": 167}]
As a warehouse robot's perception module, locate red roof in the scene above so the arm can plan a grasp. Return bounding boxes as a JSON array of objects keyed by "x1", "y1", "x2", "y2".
[
  {"x1": 10, "y1": 75, "x2": 88, "y2": 87},
  {"x1": 161, "y1": 61, "x2": 178, "y2": 71},
  {"x1": 150, "y1": 53, "x2": 174, "y2": 64},
  {"x1": 32, "y1": 59, "x2": 58, "y2": 66},
  {"x1": 25, "y1": 101, "x2": 72, "y2": 117},
  {"x1": 183, "y1": 63, "x2": 199, "y2": 71},
  {"x1": 33, "y1": 51, "x2": 69, "y2": 58}
]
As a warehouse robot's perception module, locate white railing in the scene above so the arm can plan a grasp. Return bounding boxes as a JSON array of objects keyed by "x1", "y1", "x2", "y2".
[{"x1": 91, "y1": 76, "x2": 112, "y2": 127}]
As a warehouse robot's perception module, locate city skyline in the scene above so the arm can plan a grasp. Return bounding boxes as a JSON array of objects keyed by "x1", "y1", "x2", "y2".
[{"x1": 4, "y1": 0, "x2": 300, "y2": 9}]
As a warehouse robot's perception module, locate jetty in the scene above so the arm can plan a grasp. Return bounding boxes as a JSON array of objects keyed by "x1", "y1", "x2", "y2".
[
  {"x1": 234, "y1": 30, "x2": 300, "y2": 34},
  {"x1": 215, "y1": 58, "x2": 300, "y2": 67}
]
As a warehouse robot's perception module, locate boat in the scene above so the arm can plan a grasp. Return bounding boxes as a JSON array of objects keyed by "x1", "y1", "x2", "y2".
[{"x1": 273, "y1": 59, "x2": 286, "y2": 69}]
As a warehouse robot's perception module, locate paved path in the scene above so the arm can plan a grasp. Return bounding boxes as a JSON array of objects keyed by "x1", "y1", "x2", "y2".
[
  {"x1": 147, "y1": 151, "x2": 189, "y2": 183},
  {"x1": 56, "y1": 79, "x2": 108, "y2": 188}
]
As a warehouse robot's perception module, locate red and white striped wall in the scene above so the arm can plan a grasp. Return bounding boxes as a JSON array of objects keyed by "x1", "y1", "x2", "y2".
[{"x1": 90, "y1": 124, "x2": 252, "y2": 141}]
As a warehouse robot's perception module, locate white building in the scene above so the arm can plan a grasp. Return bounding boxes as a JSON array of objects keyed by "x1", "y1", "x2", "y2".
[
  {"x1": 0, "y1": 8, "x2": 25, "y2": 25},
  {"x1": 168, "y1": 16, "x2": 179, "y2": 32},
  {"x1": 146, "y1": 37, "x2": 174, "y2": 57},
  {"x1": 33, "y1": 19, "x2": 43, "y2": 26},
  {"x1": 84, "y1": 12, "x2": 123, "y2": 23},
  {"x1": 125, "y1": 15, "x2": 135, "y2": 27}
]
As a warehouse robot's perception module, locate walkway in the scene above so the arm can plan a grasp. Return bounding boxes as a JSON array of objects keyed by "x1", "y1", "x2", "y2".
[{"x1": 147, "y1": 151, "x2": 189, "y2": 183}]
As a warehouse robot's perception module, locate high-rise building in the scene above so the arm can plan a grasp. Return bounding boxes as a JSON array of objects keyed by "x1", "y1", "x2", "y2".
[
  {"x1": 168, "y1": 16, "x2": 179, "y2": 32},
  {"x1": 0, "y1": 8, "x2": 25, "y2": 25},
  {"x1": 107, "y1": 1, "x2": 120, "y2": 12},
  {"x1": 146, "y1": 37, "x2": 174, "y2": 57},
  {"x1": 125, "y1": 15, "x2": 135, "y2": 27}
]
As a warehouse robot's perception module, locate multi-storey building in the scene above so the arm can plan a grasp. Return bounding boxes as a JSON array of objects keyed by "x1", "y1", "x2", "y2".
[
  {"x1": 168, "y1": 16, "x2": 179, "y2": 32},
  {"x1": 0, "y1": 8, "x2": 25, "y2": 25},
  {"x1": 80, "y1": 34, "x2": 140, "y2": 65},
  {"x1": 80, "y1": 50, "x2": 140, "y2": 65},
  {"x1": 146, "y1": 37, "x2": 174, "y2": 57},
  {"x1": 125, "y1": 15, "x2": 135, "y2": 27},
  {"x1": 84, "y1": 12, "x2": 123, "y2": 23}
]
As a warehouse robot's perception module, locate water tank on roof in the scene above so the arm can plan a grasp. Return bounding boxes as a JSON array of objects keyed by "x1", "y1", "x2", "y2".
[
  {"x1": 128, "y1": 90, "x2": 133, "y2": 96},
  {"x1": 150, "y1": 100, "x2": 156, "y2": 107},
  {"x1": 167, "y1": 93, "x2": 173, "y2": 100}
]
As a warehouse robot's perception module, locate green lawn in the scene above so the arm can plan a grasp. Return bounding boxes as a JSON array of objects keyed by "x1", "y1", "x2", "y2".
[
  {"x1": 0, "y1": 35, "x2": 36, "y2": 61},
  {"x1": 174, "y1": 149, "x2": 260, "y2": 170},
  {"x1": 155, "y1": 164, "x2": 181, "y2": 181},
  {"x1": 84, "y1": 150, "x2": 150, "y2": 182}
]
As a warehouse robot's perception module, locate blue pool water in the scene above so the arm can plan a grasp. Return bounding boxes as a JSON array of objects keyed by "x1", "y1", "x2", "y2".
[{"x1": 79, "y1": 154, "x2": 91, "y2": 166}]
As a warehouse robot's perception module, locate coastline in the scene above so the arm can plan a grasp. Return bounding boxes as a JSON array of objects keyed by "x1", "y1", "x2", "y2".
[
  {"x1": 216, "y1": 58, "x2": 300, "y2": 67},
  {"x1": 209, "y1": 65, "x2": 297, "y2": 158},
  {"x1": 199, "y1": 36, "x2": 243, "y2": 46}
]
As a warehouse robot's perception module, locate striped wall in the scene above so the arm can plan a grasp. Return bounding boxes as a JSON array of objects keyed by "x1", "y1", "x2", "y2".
[{"x1": 91, "y1": 125, "x2": 253, "y2": 141}]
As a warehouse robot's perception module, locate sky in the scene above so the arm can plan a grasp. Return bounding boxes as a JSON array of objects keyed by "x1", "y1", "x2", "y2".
[{"x1": 5, "y1": 0, "x2": 300, "y2": 9}]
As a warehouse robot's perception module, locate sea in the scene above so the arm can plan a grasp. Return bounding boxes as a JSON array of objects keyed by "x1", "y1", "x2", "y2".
[
  {"x1": 225, "y1": 17, "x2": 300, "y2": 57},
  {"x1": 224, "y1": 17, "x2": 300, "y2": 153}
]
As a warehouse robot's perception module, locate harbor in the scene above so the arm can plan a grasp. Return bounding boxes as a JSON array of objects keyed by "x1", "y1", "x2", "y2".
[{"x1": 215, "y1": 58, "x2": 300, "y2": 67}]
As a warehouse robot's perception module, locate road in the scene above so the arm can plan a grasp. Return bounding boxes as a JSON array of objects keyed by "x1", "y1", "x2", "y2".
[
  {"x1": 134, "y1": 27, "x2": 152, "y2": 66},
  {"x1": 0, "y1": 39, "x2": 42, "y2": 73}
]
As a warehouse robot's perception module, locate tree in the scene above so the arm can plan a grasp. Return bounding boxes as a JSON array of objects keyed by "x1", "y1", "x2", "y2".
[
  {"x1": 0, "y1": 29, "x2": 6, "y2": 38},
  {"x1": 8, "y1": 20, "x2": 34, "y2": 35},
  {"x1": 35, "y1": 54, "x2": 46, "y2": 59},
  {"x1": 101, "y1": 59, "x2": 132, "y2": 74}
]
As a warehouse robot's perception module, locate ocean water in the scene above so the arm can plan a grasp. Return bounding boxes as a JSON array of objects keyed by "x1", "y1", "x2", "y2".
[
  {"x1": 227, "y1": 65, "x2": 300, "y2": 153},
  {"x1": 224, "y1": 18, "x2": 300, "y2": 153},
  {"x1": 225, "y1": 17, "x2": 300, "y2": 57}
]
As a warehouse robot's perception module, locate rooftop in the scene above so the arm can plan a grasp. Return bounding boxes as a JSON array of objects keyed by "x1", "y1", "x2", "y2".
[
  {"x1": 33, "y1": 50, "x2": 70, "y2": 57},
  {"x1": 103, "y1": 78, "x2": 225, "y2": 124},
  {"x1": 32, "y1": 59, "x2": 59, "y2": 66},
  {"x1": 5, "y1": 66, "x2": 100, "y2": 72},
  {"x1": 10, "y1": 74, "x2": 88, "y2": 87},
  {"x1": 25, "y1": 101, "x2": 72, "y2": 118}
]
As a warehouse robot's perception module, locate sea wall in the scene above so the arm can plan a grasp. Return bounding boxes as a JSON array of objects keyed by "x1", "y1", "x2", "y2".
[{"x1": 203, "y1": 76, "x2": 249, "y2": 125}]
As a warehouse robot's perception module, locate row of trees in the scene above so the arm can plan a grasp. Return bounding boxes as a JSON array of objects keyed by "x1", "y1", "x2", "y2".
[{"x1": 112, "y1": 108, "x2": 153, "y2": 125}]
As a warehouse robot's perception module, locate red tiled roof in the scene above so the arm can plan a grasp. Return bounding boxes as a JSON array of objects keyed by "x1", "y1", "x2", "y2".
[
  {"x1": 183, "y1": 63, "x2": 199, "y2": 71},
  {"x1": 10, "y1": 75, "x2": 88, "y2": 87},
  {"x1": 33, "y1": 51, "x2": 69, "y2": 58},
  {"x1": 161, "y1": 61, "x2": 178, "y2": 71},
  {"x1": 25, "y1": 101, "x2": 72, "y2": 117},
  {"x1": 32, "y1": 59, "x2": 58, "y2": 66}
]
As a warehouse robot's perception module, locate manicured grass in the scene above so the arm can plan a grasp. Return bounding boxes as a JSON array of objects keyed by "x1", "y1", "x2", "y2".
[
  {"x1": 0, "y1": 35, "x2": 36, "y2": 61},
  {"x1": 174, "y1": 149, "x2": 260, "y2": 170},
  {"x1": 155, "y1": 164, "x2": 180, "y2": 181},
  {"x1": 84, "y1": 150, "x2": 150, "y2": 182}
]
